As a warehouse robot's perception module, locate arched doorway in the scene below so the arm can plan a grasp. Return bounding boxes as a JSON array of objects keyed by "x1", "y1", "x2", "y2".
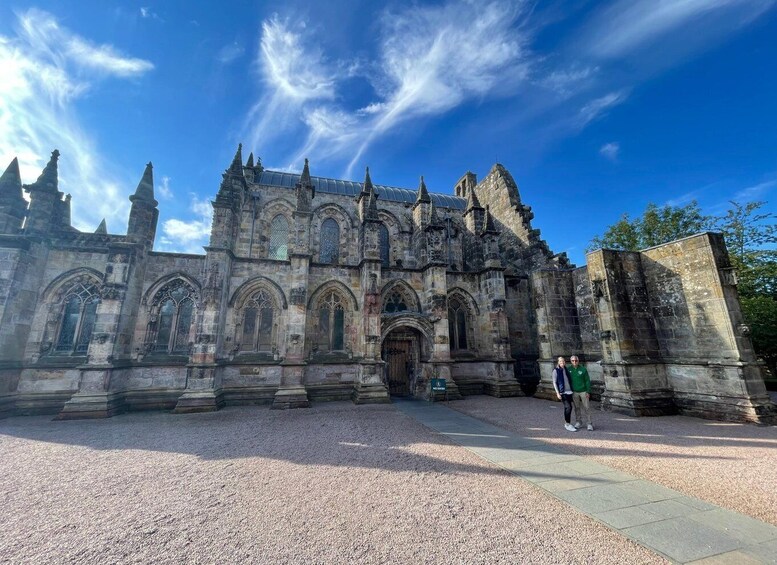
[{"x1": 380, "y1": 317, "x2": 433, "y2": 397}]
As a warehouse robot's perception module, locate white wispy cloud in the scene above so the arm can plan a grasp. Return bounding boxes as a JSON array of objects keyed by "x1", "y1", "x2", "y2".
[
  {"x1": 245, "y1": 1, "x2": 533, "y2": 177},
  {"x1": 244, "y1": 15, "x2": 346, "y2": 154},
  {"x1": 245, "y1": 1, "x2": 774, "y2": 176},
  {"x1": 665, "y1": 190, "x2": 702, "y2": 207},
  {"x1": 580, "y1": 0, "x2": 776, "y2": 62},
  {"x1": 733, "y1": 179, "x2": 777, "y2": 201},
  {"x1": 577, "y1": 90, "x2": 629, "y2": 128},
  {"x1": 158, "y1": 195, "x2": 213, "y2": 254},
  {"x1": 537, "y1": 65, "x2": 599, "y2": 98},
  {"x1": 599, "y1": 142, "x2": 620, "y2": 160},
  {"x1": 0, "y1": 9, "x2": 154, "y2": 232},
  {"x1": 217, "y1": 42, "x2": 245, "y2": 64},
  {"x1": 157, "y1": 176, "x2": 173, "y2": 199},
  {"x1": 344, "y1": 0, "x2": 530, "y2": 176}
]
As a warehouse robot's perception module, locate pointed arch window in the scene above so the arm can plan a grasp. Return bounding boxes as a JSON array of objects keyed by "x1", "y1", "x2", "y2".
[
  {"x1": 320, "y1": 218, "x2": 340, "y2": 264},
  {"x1": 378, "y1": 223, "x2": 390, "y2": 268},
  {"x1": 383, "y1": 291, "x2": 408, "y2": 314},
  {"x1": 448, "y1": 297, "x2": 469, "y2": 351},
  {"x1": 239, "y1": 290, "x2": 277, "y2": 352},
  {"x1": 316, "y1": 291, "x2": 345, "y2": 353},
  {"x1": 269, "y1": 214, "x2": 289, "y2": 260},
  {"x1": 54, "y1": 281, "x2": 99, "y2": 354},
  {"x1": 150, "y1": 280, "x2": 196, "y2": 354}
]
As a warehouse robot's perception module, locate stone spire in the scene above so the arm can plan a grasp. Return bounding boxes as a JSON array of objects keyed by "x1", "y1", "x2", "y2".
[
  {"x1": 466, "y1": 186, "x2": 482, "y2": 211},
  {"x1": 363, "y1": 166, "x2": 374, "y2": 193},
  {"x1": 415, "y1": 175, "x2": 431, "y2": 203},
  {"x1": 23, "y1": 150, "x2": 62, "y2": 233},
  {"x1": 356, "y1": 166, "x2": 378, "y2": 221},
  {"x1": 482, "y1": 205, "x2": 498, "y2": 234},
  {"x1": 294, "y1": 158, "x2": 315, "y2": 212},
  {"x1": 216, "y1": 144, "x2": 247, "y2": 205},
  {"x1": 24, "y1": 149, "x2": 59, "y2": 193},
  {"x1": 365, "y1": 167, "x2": 379, "y2": 219},
  {"x1": 130, "y1": 162, "x2": 158, "y2": 206},
  {"x1": 0, "y1": 157, "x2": 23, "y2": 203},
  {"x1": 246, "y1": 152, "x2": 254, "y2": 169},
  {"x1": 300, "y1": 158, "x2": 312, "y2": 186},
  {"x1": 0, "y1": 157, "x2": 27, "y2": 234},
  {"x1": 228, "y1": 143, "x2": 243, "y2": 174},
  {"x1": 127, "y1": 161, "x2": 159, "y2": 246},
  {"x1": 95, "y1": 218, "x2": 107, "y2": 234}
]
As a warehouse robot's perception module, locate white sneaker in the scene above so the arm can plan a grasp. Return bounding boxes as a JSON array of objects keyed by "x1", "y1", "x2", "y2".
[
  {"x1": 587, "y1": 424, "x2": 594, "y2": 431},
  {"x1": 564, "y1": 423, "x2": 578, "y2": 432},
  {"x1": 574, "y1": 421, "x2": 582, "y2": 429}
]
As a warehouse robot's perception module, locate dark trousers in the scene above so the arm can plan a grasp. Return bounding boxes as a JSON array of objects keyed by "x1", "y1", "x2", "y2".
[{"x1": 561, "y1": 394, "x2": 574, "y2": 423}]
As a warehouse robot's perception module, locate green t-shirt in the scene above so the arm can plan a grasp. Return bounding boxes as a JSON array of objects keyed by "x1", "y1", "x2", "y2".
[{"x1": 567, "y1": 364, "x2": 590, "y2": 393}]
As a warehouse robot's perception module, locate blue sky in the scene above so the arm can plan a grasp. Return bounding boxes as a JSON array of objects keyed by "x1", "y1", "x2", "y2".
[{"x1": 1, "y1": 0, "x2": 775, "y2": 265}]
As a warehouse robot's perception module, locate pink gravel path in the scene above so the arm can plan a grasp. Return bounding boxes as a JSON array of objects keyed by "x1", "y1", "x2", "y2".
[{"x1": 0, "y1": 403, "x2": 664, "y2": 564}]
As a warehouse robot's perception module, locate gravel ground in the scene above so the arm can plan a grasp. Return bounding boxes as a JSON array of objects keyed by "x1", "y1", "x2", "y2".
[
  {"x1": 450, "y1": 395, "x2": 777, "y2": 526},
  {"x1": 0, "y1": 404, "x2": 664, "y2": 565}
]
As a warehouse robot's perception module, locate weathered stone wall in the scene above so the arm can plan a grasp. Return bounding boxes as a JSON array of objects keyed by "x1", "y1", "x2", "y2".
[
  {"x1": 572, "y1": 267, "x2": 601, "y2": 360},
  {"x1": 531, "y1": 269, "x2": 582, "y2": 397},
  {"x1": 642, "y1": 235, "x2": 739, "y2": 361},
  {"x1": 639, "y1": 233, "x2": 772, "y2": 421},
  {"x1": 475, "y1": 165, "x2": 570, "y2": 273}
]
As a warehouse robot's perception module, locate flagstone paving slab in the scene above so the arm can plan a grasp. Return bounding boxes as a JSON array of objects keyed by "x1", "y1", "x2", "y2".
[{"x1": 394, "y1": 399, "x2": 777, "y2": 564}]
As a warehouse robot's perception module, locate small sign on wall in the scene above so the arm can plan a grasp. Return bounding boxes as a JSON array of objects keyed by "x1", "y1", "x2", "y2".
[{"x1": 430, "y1": 378, "x2": 447, "y2": 392}]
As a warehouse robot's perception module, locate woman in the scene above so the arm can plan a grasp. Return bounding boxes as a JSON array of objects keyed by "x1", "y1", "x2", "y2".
[{"x1": 552, "y1": 356, "x2": 577, "y2": 432}]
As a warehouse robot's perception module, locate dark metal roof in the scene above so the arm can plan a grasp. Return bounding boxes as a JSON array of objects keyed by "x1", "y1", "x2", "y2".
[{"x1": 254, "y1": 170, "x2": 466, "y2": 210}]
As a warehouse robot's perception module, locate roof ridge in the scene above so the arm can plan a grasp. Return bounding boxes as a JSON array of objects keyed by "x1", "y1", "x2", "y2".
[{"x1": 260, "y1": 168, "x2": 466, "y2": 201}]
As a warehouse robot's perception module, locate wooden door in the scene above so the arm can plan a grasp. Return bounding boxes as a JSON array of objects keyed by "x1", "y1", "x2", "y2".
[{"x1": 383, "y1": 339, "x2": 411, "y2": 396}]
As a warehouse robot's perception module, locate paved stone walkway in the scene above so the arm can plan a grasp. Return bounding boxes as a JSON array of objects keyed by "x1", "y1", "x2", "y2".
[{"x1": 395, "y1": 399, "x2": 777, "y2": 565}]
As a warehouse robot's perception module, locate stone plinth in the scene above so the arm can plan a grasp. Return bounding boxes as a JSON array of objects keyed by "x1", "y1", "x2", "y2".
[
  {"x1": 57, "y1": 392, "x2": 124, "y2": 419},
  {"x1": 272, "y1": 363, "x2": 310, "y2": 409},
  {"x1": 599, "y1": 362, "x2": 676, "y2": 417},
  {"x1": 352, "y1": 361, "x2": 389, "y2": 404}
]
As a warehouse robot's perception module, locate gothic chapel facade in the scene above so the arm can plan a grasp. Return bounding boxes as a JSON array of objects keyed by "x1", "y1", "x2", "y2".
[{"x1": 0, "y1": 147, "x2": 773, "y2": 423}]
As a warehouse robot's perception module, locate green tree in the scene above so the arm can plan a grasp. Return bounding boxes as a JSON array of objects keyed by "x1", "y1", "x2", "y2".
[
  {"x1": 715, "y1": 201, "x2": 777, "y2": 381},
  {"x1": 715, "y1": 201, "x2": 777, "y2": 298},
  {"x1": 586, "y1": 201, "x2": 711, "y2": 253}
]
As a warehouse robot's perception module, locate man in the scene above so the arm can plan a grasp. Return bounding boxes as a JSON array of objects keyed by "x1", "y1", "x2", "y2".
[
  {"x1": 552, "y1": 356, "x2": 577, "y2": 432},
  {"x1": 568, "y1": 355, "x2": 594, "y2": 431}
]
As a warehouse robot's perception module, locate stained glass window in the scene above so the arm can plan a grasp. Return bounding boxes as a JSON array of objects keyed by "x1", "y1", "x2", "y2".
[
  {"x1": 320, "y1": 218, "x2": 340, "y2": 264},
  {"x1": 54, "y1": 281, "x2": 99, "y2": 354},
  {"x1": 269, "y1": 214, "x2": 289, "y2": 260},
  {"x1": 317, "y1": 291, "x2": 345, "y2": 352},
  {"x1": 383, "y1": 291, "x2": 408, "y2": 314},
  {"x1": 448, "y1": 297, "x2": 468, "y2": 351},
  {"x1": 240, "y1": 290, "x2": 275, "y2": 352},
  {"x1": 151, "y1": 279, "x2": 196, "y2": 354},
  {"x1": 378, "y1": 223, "x2": 390, "y2": 267}
]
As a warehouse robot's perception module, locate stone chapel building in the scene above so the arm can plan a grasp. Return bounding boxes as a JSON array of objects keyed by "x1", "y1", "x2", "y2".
[{"x1": 0, "y1": 147, "x2": 773, "y2": 424}]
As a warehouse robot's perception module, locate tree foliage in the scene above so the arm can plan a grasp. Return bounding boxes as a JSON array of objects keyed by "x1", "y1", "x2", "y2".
[
  {"x1": 586, "y1": 201, "x2": 711, "y2": 253},
  {"x1": 588, "y1": 199, "x2": 777, "y2": 381}
]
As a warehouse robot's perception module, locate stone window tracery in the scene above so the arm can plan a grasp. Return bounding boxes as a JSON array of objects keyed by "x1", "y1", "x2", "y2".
[
  {"x1": 448, "y1": 296, "x2": 469, "y2": 352},
  {"x1": 269, "y1": 214, "x2": 289, "y2": 260},
  {"x1": 378, "y1": 223, "x2": 390, "y2": 268},
  {"x1": 149, "y1": 279, "x2": 196, "y2": 354},
  {"x1": 383, "y1": 291, "x2": 408, "y2": 314},
  {"x1": 316, "y1": 291, "x2": 345, "y2": 353},
  {"x1": 320, "y1": 218, "x2": 340, "y2": 264},
  {"x1": 54, "y1": 281, "x2": 99, "y2": 354},
  {"x1": 239, "y1": 290, "x2": 277, "y2": 352}
]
